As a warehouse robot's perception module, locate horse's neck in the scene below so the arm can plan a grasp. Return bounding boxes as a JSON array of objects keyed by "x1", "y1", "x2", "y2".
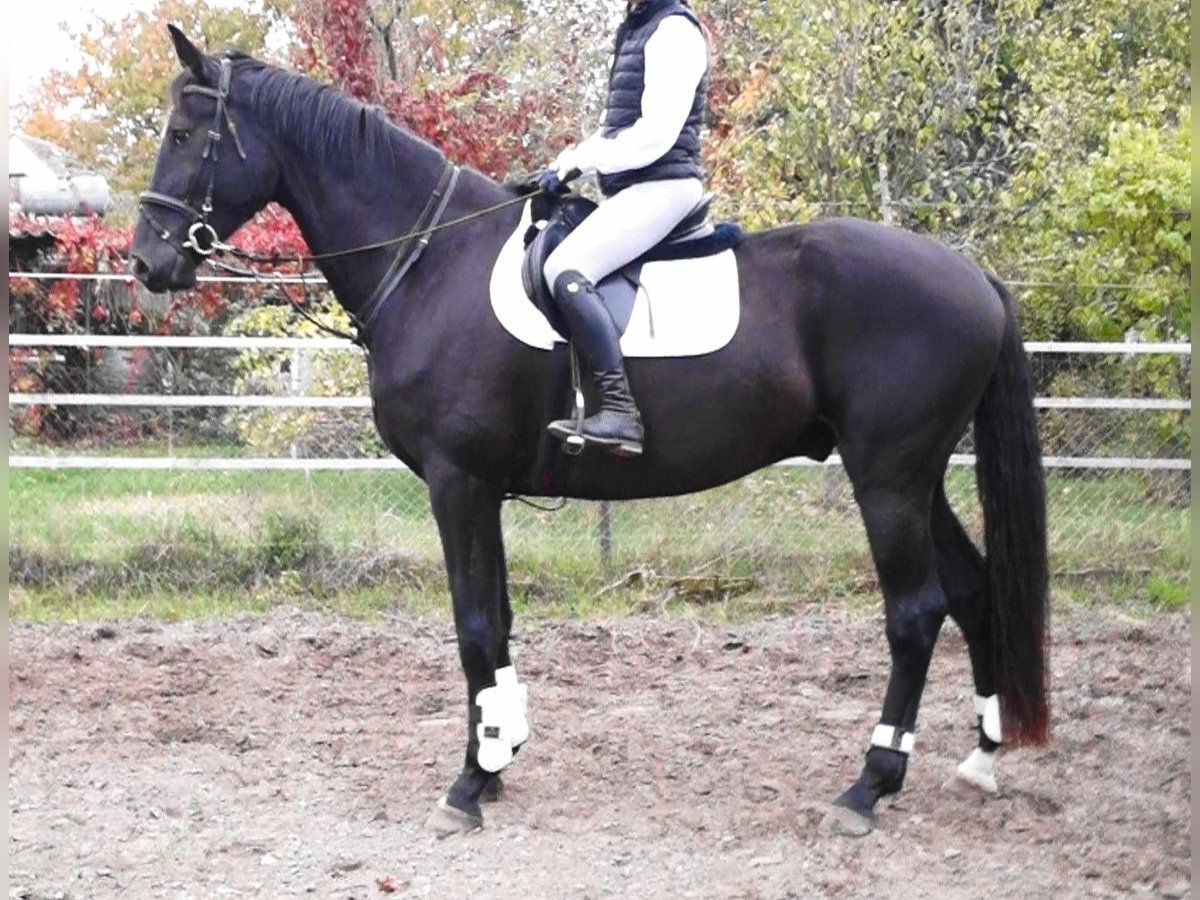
[{"x1": 270, "y1": 127, "x2": 448, "y2": 320}]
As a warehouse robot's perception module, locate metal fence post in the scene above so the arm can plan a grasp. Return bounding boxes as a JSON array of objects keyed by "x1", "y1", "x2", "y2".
[{"x1": 598, "y1": 500, "x2": 613, "y2": 571}]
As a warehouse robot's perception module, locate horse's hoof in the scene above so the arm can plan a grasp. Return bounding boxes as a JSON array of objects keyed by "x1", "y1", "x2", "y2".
[
  {"x1": 944, "y1": 769, "x2": 998, "y2": 796},
  {"x1": 481, "y1": 775, "x2": 505, "y2": 803},
  {"x1": 819, "y1": 803, "x2": 876, "y2": 837},
  {"x1": 428, "y1": 796, "x2": 483, "y2": 838}
]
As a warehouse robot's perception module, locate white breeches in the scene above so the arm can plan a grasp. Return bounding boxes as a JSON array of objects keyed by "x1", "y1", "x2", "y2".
[{"x1": 543, "y1": 177, "x2": 705, "y2": 288}]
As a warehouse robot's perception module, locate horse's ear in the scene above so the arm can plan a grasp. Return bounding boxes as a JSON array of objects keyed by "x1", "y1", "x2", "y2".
[{"x1": 168, "y1": 24, "x2": 206, "y2": 79}]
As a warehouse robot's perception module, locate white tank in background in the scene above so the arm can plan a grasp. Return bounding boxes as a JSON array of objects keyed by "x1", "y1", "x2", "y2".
[{"x1": 9, "y1": 132, "x2": 112, "y2": 217}]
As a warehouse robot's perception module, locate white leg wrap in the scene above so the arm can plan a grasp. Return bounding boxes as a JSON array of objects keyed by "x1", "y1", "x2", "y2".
[
  {"x1": 956, "y1": 747, "x2": 999, "y2": 794},
  {"x1": 974, "y1": 694, "x2": 1003, "y2": 744},
  {"x1": 870, "y1": 723, "x2": 915, "y2": 755}
]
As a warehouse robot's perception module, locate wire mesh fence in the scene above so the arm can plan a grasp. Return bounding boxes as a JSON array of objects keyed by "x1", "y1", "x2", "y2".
[{"x1": 9, "y1": 312, "x2": 1190, "y2": 604}]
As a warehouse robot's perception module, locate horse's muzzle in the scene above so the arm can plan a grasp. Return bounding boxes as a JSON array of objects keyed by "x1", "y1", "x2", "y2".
[{"x1": 128, "y1": 248, "x2": 198, "y2": 293}]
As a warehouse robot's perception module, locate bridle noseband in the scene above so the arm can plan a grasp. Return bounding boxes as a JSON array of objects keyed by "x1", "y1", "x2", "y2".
[{"x1": 138, "y1": 56, "x2": 247, "y2": 258}]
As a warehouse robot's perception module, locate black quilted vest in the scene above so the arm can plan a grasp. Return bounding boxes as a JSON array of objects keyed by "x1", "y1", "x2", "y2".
[{"x1": 598, "y1": 0, "x2": 708, "y2": 196}]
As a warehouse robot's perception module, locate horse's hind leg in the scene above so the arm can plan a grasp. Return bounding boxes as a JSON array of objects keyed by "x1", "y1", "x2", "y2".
[
  {"x1": 828, "y1": 479, "x2": 947, "y2": 834},
  {"x1": 930, "y1": 482, "x2": 1004, "y2": 794}
]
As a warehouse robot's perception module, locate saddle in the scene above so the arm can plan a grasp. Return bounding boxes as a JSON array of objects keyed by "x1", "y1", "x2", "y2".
[{"x1": 520, "y1": 192, "x2": 744, "y2": 339}]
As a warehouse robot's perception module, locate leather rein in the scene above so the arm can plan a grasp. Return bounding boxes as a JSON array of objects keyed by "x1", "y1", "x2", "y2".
[{"x1": 137, "y1": 56, "x2": 536, "y2": 348}]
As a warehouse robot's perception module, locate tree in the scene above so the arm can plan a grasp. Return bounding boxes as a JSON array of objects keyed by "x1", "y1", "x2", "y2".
[
  {"x1": 699, "y1": 0, "x2": 1030, "y2": 244},
  {"x1": 699, "y1": 0, "x2": 1189, "y2": 338},
  {"x1": 17, "y1": 0, "x2": 280, "y2": 196},
  {"x1": 1009, "y1": 111, "x2": 1191, "y2": 343},
  {"x1": 1001, "y1": 0, "x2": 1190, "y2": 208},
  {"x1": 993, "y1": 0, "x2": 1190, "y2": 339},
  {"x1": 280, "y1": 0, "x2": 593, "y2": 178}
]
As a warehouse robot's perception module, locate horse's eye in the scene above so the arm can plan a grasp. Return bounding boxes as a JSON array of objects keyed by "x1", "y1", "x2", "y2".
[{"x1": 170, "y1": 129, "x2": 191, "y2": 148}]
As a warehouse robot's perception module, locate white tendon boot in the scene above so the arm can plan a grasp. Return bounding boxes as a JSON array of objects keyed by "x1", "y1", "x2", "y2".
[
  {"x1": 475, "y1": 686, "x2": 514, "y2": 773},
  {"x1": 475, "y1": 666, "x2": 530, "y2": 774},
  {"x1": 494, "y1": 665, "x2": 530, "y2": 748}
]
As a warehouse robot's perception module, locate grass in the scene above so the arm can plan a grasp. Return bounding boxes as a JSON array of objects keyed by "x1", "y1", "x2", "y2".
[
  {"x1": 8, "y1": 456, "x2": 1191, "y2": 621},
  {"x1": 1146, "y1": 575, "x2": 1192, "y2": 610},
  {"x1": 9, "y1": 581, "x2": 877, "y2": 626}
]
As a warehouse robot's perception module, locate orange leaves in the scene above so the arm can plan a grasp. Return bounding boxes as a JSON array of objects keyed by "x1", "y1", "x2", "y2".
[
  {"x1": 21, "y1": 215, "x2": 131, "y2": 277},
  {"x1": 47, "y1": 281, "x2": 81, "y2": 322},
  {"x1": 289, "y1": 0, "x2": 555, "y2": 179},
  {"x1": 10, "y1": 205, "x2": 308, "y2": 337},
  {"x1": 233, "y1": 205, "x2": 310, "y2": 265}
]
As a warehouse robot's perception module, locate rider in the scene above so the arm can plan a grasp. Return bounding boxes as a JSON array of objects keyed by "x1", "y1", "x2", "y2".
[{"x1": 538, "y1": 0, "x2": 710, "y2": 457}]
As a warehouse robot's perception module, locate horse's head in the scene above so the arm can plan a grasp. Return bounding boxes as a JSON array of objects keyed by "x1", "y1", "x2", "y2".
[{"x1": 131, "y1": 26, "x2": 279, "y2": 292}]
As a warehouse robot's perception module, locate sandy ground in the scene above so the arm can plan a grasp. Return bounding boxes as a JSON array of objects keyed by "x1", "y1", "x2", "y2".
[{"x1": 8, "y1": 606, "x2": 1191, "y2": 899}]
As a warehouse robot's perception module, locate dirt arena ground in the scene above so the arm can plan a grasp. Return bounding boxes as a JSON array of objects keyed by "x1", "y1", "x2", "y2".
[{"x1": 9, "y1": 606, "x2": 1191, "y2": 898}]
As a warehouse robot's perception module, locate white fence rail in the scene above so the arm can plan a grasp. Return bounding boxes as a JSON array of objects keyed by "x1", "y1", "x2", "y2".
[
  {"x1": 8, "y1": 334, "x2": 1192, "y2": 473},
  {"x1": 11, "y1": 332, "x2": 1191, "y2": 355},
  {"x1": 7, "y1": 392, "x2": 1192, "y2": 413},
  {"x1": 6, "y1": 453, "x2": 1191, "y2": 473}
]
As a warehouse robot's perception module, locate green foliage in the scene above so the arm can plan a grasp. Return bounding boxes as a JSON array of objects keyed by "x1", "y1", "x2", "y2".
[
  {"x1": 702, "y1": 0, "x2": 1028, "y2": 232},
  {"x1": 261, "y1": 510, "x2": 323, "y2": 570},
  {"x1": 1004, "y1": 107, "x2": 1191, "y2": 455},
  {"x1": 1004, "y1": 0, "x2": 1190, "y2": 207},
  {"x1": 698, "y1": 0, "x2": 1190, "y2": 352},
  {"x1": 1009, "y1": 111, "x2": 1191, "y2": 342},
  {"x1": 223, "y1": 298, "x2": 385, "y2": 457},
  {"x1": 989, "y1": 0, "x2": 1189, "y2": 340},
  {"x1": 1147, "y1": 576, "x2": 1191, "y2": 610}
]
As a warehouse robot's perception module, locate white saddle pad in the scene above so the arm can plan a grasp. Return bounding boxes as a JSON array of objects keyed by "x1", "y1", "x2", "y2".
[{"x1": 488, "y1": 202, "x2": 740, "y2": 357}]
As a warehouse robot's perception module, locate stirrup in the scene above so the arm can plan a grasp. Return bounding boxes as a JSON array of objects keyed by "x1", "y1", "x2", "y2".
[
  {"x1": 559, "y1": 346, "x2": 586, "y2": 456},
  {"x1": 547, "y1": 418, "x2": 643, "y2": 457}
]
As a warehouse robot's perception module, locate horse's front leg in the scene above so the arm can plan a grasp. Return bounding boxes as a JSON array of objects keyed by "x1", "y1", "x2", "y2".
[{"x1": 425, "y1": 463, "x2": 527, "y2": 834}]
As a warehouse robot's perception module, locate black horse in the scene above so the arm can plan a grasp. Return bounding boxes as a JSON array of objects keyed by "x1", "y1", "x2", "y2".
[{"x1": 132, "y1": 28, "x2": 1048, "y2": 835}]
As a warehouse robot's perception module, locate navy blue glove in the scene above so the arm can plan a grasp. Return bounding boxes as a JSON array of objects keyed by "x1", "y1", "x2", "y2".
[{"x1": 535, "y1": 168, "x2": 565, "y2": 195}]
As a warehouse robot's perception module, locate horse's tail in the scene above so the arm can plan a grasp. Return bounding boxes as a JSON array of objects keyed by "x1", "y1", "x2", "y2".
[{"x1": 973, "y1": 275, "x2": 1050, "y2": 746}]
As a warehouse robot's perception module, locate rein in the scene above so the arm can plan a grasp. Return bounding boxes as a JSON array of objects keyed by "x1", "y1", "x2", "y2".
[
  {"x1": 216, "y1": 170, "x2": 534, "y2": 346},
  {"x1": 219, "y1": 178, "x2": 532, "y2": 267}
]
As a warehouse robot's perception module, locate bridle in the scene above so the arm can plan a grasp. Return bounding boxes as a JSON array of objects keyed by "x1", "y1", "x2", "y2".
[{"x1": 138, "y1": 56, "x2": 247, "y2": 259}]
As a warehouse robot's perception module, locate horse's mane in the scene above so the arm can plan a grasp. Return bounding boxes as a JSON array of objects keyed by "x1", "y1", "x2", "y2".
[{"x1": 213, "y1": 53, "x2": 446, "y2": 176}]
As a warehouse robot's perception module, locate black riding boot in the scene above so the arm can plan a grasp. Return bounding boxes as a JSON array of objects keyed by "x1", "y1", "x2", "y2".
[{"x1": 546, "y1": 270, "x2": 644, "y2": 456}]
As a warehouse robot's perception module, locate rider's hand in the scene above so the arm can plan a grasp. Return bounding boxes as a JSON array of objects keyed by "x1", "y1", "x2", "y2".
[{"x1": 535, "y1": 168, "x2": 566, "y2": 195}]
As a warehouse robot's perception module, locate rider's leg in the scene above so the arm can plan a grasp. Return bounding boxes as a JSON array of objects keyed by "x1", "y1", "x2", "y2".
[
  {"x1": 544, "y1": 178, "x2": 704, "y2": 454},
  {"x1": 543, "y1": 178, "x2": 705, "y2": 287},
  {"x1": 546, "y1": 267, "x2": 645, "y2": 453}
]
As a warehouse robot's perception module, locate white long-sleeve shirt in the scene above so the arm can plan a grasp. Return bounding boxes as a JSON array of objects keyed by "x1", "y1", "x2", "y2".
[{"x1": 554, "y1": 14, "x2": 708, "y2": 179}]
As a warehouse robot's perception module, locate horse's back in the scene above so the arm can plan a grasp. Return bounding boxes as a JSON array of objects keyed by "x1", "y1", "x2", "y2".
[
  {"x1": 742, "y1": 216, "x2": 1000, "y2": 317},
  {"x1": 738, "y1": 217, "x2": 1008, "y2": 457}
]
